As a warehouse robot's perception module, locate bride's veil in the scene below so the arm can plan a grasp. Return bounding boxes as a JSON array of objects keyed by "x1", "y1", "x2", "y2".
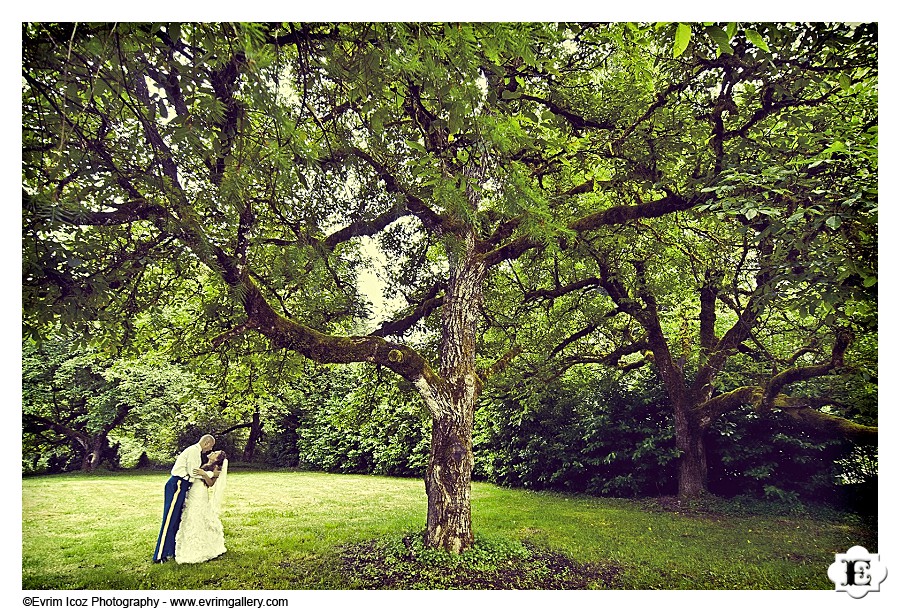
[{"x1": 211, "y1": 459, "x2": 228, "y2": 516}]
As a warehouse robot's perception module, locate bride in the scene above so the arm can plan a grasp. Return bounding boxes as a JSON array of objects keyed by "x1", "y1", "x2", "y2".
[{"x1": 175, "y1": 450, "x2": 228, "y2": 564}]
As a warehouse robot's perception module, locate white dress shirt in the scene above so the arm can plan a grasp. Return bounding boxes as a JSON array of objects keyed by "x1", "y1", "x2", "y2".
[{"x1": 170, "y1": 443, "x2": 203, "y2": 481}]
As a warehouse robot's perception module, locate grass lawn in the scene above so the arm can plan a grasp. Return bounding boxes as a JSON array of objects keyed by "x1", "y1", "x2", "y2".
[{"x1": 22, "y1": 469, "x2": 875, "y2": 590}]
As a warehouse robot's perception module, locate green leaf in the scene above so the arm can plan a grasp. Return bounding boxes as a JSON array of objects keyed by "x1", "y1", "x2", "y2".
[
  {"x1": 725, "y1": 22, "x2": 738, "y2": 40},
  {"x1": 824, "y1": 140, "x2": 848, "y2": 156},
  {"x1": 706, "y1": 26, "x2": 733, "y2": 56},
  {"x1": 826, "y1": 216, "x2": 841, "y2": 230},
  {"x1": 673, "y1": 23, "x2": 692, "y2": 58},
  {"x1": 745, "y1": 28, "x2": 770, "y2": 52},
  {"x1": 839, "y1": 74, "x2": 851, "y2": 91},
  {"x1": 406, "y1": 139, "x2": 426, "y2": 153},
  {"x1": 863, "y1": 275, "x2": 877, "y2": 288}
]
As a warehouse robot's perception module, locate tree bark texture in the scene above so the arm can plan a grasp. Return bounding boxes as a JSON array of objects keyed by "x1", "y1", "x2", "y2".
[
  {"x1": 418, "y1": 237, "x2": 485, "y2": 553},
  {"x1": 674, "y1": 406, "x2": 709, "y2": 497},
  {"x1": 425, "y1": 412, "x2": 475, "y2": 553}
]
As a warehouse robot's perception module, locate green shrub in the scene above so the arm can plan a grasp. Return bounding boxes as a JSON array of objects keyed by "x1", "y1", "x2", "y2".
[
  {"x1": 474, "y1": 370, "x2": 678, "y2": 497},
  {"x1": 284, "y1": 366, "x2": 431, "y2": 477}
]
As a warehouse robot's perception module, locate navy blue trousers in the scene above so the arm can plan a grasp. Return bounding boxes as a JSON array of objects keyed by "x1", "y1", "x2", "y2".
[{"x1": 153, "y1": 475, "x2": 192, "y2": 563}]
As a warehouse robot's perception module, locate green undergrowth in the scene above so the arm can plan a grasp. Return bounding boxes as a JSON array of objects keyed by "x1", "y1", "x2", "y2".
[{"x1": 339, "y1": 532, "x2": 623, "y2": 589}]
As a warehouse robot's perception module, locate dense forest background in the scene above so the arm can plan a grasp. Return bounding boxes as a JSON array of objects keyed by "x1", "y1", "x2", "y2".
[{"x1": 23, "y1": 332, "x2": 877, "y2": 511}]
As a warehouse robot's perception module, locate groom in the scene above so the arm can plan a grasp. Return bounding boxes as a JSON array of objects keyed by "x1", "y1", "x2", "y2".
[{"x1": 153, "y1": 434, "x2": 215, "y2": 563}]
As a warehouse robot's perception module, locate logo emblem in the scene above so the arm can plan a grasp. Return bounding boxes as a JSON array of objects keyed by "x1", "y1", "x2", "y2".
[{"x1": 827, "y1": 546, "x2": 887, "y2": 598}]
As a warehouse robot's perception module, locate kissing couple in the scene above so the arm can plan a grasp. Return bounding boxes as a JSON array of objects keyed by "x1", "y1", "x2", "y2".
[{"x1": 153, "y1": 434, "x2": 229, "y2": 564}]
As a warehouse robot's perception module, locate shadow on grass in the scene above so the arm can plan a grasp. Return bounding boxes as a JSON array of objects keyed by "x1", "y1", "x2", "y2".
[{"x1": 338, "y1": 532, "x2": 624, "y2": 589}]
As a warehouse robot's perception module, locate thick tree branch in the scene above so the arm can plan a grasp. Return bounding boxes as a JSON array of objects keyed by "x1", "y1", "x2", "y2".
[
  {"x1": 631, "y1": 259, "x2": 685, "y2": 399},
  {"x1": 694, "y1": 235, "x2": 778, "y2": 394},
  {"x1": 774, "y1": 402, "x2": 877, "y2": 446},
  {"x1": 689, "y1": 329, "x2": 868, "y2": 444},
  {"x1": 107, "y1": 403, "x2": 132, "y2": 433},
  {"x1": 693, "y1": 386, "x2": 759, "y2": 428},
  {"x1": 206, "y1": 51, "x2": 246, "y2": 186},
  {"x1": 760, "y1": 329, "x2": 854, "y2": 411},
  {"x1": 24, "y1": 414, "x2": 90, "y2": 449},
  {"x1": 543, "y1": 338, "x2": 651, "y2": 381},
  {"x1": 478, "y1": 345, "x2": 523, "y2": 381},
  {"x1": 549, "y1": 322, "x2": 600, "y2": 359},
  {"x1": 349, "y1": 147, "x2": 460, "y2": 236},
  {"x1": 141, "y1": 56, "x2": 190, "y2": 118},
  {"x1": 523, "y1": 277, "x2": 603, "y2": 302},
  {"x1": 786, "y1": 344, "x2": 819, "y2": 366},
  {"x1": 699, "y1": 272, "x2": 720, "y2": 349},
  {"x1": 725, "y1": 88, "x2": 840, "y2": 140},
  {"x1": 481, "y1": 193, "x2": 702, "y2": 268},
  {"x1": 405, "y1": 82, "x2": 450, "y2": 154},
  {"x1": 25, "y1": 191, "x2": 168, "y2": 227},
  {"x1": 122, "y1": 50, "x2": 184, "y2": 190},
  {"x1": 371, "y1": 283, "x2": 446, "y2": 337},
  {"x1": 569, "y1": 194, "x2": 700, "y2": 233},
  {"x1": 611, "y1": 81, "x2": 691, "y2": 150},
  {"x1": 517, "y1": 93, "x2": 616, "y2": 131},
  {"x1": 236, "y1": 276, "x2": 443, "y2": 393},
  {"x1": 322, "y1": 200, "x2": 408, "y2": 250},
  {"x1": 216, "y1": 421, "x2": 256, "y2": 436}
]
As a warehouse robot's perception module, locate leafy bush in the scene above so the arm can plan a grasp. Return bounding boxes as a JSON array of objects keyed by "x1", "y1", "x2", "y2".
[
  {"x1": 474, "y1": 367, "x2": 872, "y2": 506},
  {"x1": 287, "y1": 365, "x2": 431, "y2": 477},
  {"x1": 706, "y1": 408, "x2": 849, "y2": 504},
  {"x1": 474, "y1": 370, "x2": 678, "y2": 497}
]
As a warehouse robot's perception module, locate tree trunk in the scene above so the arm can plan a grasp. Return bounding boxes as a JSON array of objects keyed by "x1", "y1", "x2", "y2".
[
  {"x1": 425, "y1": 411, "x2": 475, "y2": 553},
  {"x1": 80, "y1": 446, "x2": 93, "y2": 471},
  {"x1": 89, "y1": 437, "x2": 104, "y2": 471},
  {"x1": 675, "y1": 404, "x2": 709, "y2": 497},
  {"x1": 86, "y1": 433, "x2": 119, "y2": 471},
  {"x1": 418, "y1": 236, "x2": 484, "y2": 553},
  {"x1": 243, "y1": 409, "x2": 262, "y2": 462}
]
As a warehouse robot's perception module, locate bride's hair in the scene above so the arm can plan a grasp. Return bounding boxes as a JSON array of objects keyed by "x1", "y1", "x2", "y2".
[{"x1": 202, "y1": 450, "x2": 227, "y2": 470}]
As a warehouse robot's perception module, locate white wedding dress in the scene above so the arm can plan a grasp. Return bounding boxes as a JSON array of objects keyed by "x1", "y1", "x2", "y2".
[{"x1": 175, "y1": 462, "x2": 227, "y2": 564}]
